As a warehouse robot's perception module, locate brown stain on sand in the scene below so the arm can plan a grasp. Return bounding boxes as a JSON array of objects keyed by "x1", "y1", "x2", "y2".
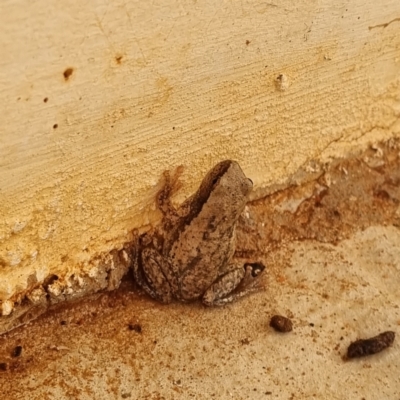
[{"x1": 63, "y1": 68, "x2": 74, "y2": 81}]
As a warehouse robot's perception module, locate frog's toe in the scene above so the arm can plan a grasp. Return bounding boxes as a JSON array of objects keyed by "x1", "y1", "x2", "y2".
[{"x1": 240, "y1": 262, "x2": 266, "y2": 288}]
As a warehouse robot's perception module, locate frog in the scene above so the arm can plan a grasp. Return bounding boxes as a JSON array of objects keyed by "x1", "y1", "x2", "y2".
[{"x1": 131, "y1": 160, "x2": 265, "y2": 306}]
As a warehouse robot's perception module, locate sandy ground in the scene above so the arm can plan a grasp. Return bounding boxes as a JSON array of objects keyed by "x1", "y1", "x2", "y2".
[{"x1": 0, "y1": 140, "x2": 399, "y2": 399}]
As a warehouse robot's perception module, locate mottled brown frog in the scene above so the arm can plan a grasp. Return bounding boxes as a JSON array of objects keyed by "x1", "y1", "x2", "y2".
[{"x1": 131, "y1": 160, "x2": 265, "y2": 306}]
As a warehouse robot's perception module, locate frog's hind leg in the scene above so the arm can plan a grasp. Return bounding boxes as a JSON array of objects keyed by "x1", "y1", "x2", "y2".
[
  {"x1": 133, "y1": 245, "x2": 173, "y2": 304},
  {"x1": 202, "y1": 262, "x2": 265, "y2": 306}
]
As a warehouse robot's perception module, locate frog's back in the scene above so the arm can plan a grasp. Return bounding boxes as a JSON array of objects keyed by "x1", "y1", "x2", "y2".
[
  {"x1": 175, "y1": 223, "x2": 236, "y2": 300},
  {"x1": 166, "y1": 160, "x2": 252, "y2": 301}
]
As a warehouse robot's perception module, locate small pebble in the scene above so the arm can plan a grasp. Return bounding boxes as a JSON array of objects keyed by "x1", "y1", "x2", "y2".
[
  {"x1": 12, "y1": 345, "x2": 22, "y2": 358},
  {"x1": 270, "y1": 315, "x2": 293, "y2": 332},
  {"x1": 128, "y1": 324, "x2": 142, "y2": 333},
  {"x1": 347, "y1": 331, "x2": 395, "y2": 358},
  {"x1": 0, "y1": 362, "x2": 8, "y2": 371}
]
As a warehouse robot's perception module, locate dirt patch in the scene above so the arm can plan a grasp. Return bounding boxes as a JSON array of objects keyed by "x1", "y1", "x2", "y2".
[{"x1": 236, "y1": 138, "x2": 400, "y2": 256}]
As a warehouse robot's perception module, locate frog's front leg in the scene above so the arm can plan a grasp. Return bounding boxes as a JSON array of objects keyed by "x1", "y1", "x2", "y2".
[
  {"x1": 202, "y1": 262, "x2": 265, "y2": 306},
  {"x1": 156, "y1": 167, "x2": 189, "y2": 227}
]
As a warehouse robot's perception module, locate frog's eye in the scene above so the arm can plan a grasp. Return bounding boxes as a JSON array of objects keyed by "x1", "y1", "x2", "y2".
[{"x1": 247, "y1": 178, "x2": 253, "y2": 185}]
